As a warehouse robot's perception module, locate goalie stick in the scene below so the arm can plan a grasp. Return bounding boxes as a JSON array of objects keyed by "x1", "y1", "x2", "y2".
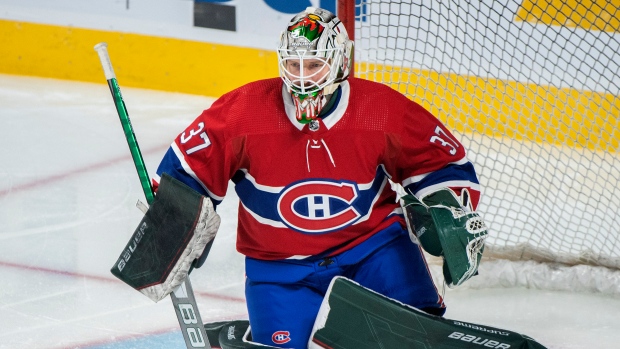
[{"x1": 94, "y1": 43, "x2": 211, "y2": 349}]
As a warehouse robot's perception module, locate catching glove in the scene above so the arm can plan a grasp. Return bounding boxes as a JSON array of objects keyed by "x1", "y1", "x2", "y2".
[{"x1": 401, "y1": 188, "x2": 488, "y2": 287}]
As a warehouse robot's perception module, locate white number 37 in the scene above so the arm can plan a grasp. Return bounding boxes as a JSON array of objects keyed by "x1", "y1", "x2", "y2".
[
  {"x1": 180, "y1": 122, "x2": 211, "y2": 155},
  {"x1": 430, "y1": 126, "x2": 459, "y2": 155}
]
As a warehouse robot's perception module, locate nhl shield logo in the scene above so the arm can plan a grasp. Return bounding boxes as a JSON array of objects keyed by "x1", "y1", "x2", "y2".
[{"x1": 277, "y1": 180, "x2": 362, "y2": 233}]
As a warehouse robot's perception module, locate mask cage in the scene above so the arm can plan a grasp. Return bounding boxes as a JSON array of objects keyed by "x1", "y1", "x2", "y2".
[{"x1": 277, "y1": 47, "x2": 343, "y2": 96}]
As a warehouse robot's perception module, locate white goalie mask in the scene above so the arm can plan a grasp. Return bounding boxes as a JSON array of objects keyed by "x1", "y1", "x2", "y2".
[{"x1": 277, "y1": 7, "x2": 354, "y2": 124}]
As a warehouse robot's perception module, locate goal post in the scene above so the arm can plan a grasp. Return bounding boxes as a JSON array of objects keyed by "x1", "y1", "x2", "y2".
[{"x1": 338, "y1": 0, "x2": 620, "y2": 283}]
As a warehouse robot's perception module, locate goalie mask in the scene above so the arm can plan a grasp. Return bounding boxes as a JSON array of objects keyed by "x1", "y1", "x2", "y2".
[{"x1": 277, "y1": 7, "x2": 354, "y2": 124}]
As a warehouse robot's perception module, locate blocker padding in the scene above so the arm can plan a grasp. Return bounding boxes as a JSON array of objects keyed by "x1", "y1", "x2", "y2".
[{"x1": 111, "y1": 173, "x2": 205, "y2": 290}]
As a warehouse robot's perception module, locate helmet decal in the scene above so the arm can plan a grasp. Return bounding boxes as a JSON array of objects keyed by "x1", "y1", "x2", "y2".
[{"x1": 288, "y1": 16, "x2": 324, "y2": 45}]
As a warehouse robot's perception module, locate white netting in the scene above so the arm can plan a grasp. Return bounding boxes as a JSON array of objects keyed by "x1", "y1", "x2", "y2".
[{"x1": 352, "y1": 0, "x2": 620, "y2": 271}]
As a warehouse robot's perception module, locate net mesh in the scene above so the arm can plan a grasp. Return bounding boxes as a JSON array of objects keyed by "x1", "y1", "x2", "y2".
[{"x1": 353, "y1": 0, "x2": 620, "y2": 269}]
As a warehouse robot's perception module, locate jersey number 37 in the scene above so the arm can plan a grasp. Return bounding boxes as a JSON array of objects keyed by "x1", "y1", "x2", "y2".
[{"x1": 180, "y1": 122, "x2": 212, "y2": 155}]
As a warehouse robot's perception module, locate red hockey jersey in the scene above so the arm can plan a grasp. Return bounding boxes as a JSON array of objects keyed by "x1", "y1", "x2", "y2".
[{"x1": 155, "y1": 77, "x2": 480, "y2": 260}]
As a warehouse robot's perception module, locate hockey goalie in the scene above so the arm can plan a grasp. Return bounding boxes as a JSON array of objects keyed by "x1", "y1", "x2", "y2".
[{"x1": 110, "y1": 6, "x2": 547, "y2": 349}]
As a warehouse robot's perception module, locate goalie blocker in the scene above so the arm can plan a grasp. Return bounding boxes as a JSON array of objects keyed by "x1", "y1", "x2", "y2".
[
  {"x1": 111, "y1": 173, "x2": 220, "y2": 302},
  {"x1": 204, "y1": 277, "x2": 547, "y2": 349}
]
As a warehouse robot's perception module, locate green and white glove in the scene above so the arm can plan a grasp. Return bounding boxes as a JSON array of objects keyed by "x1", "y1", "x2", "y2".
[{"x1": 401, "y1": 188, "x2": 488, "y2": 287}]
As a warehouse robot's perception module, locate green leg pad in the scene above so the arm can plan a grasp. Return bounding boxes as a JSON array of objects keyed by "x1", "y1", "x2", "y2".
[{"x1": 310, "y1": 277, "x2": 547, "y2": 349}]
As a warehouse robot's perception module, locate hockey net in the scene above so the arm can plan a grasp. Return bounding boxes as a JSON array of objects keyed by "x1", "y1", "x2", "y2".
[{"x1": 341, "y1": 0, "x2": 620, "y2": 293}]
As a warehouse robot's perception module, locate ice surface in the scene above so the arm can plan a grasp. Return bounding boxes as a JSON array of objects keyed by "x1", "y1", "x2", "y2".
[{"x1": 1, "y1": 74, "x2": 619, "y2": 349}]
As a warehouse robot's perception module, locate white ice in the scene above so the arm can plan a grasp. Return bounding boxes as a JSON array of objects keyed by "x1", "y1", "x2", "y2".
[{"x1": 1, "y1": 74, "x2": 619, "y2": 349}]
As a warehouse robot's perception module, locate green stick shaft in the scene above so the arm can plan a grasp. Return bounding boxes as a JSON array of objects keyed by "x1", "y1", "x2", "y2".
[
  {"x1": 106, "y1": 77, "x2": 155, "y2": 205},
  {"x1": 95, "y1": 42, "x2": 154, "y2": 205}
]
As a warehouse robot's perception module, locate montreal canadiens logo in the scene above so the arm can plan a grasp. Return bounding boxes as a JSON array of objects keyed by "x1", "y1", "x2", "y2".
[
  {"x1": 272, "y1": 330, "x2": 291, "y2": 344},
  {"x1": 277, "y1": 180, "x2": 361, "y2": 233}
]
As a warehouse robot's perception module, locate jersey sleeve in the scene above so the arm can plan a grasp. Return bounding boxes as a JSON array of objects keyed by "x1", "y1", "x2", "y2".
[
  {"x1": 154, "y1": 94, "x2": 240, "y2": 205},
  {"x1": 390, "y1": 101, "x2": 481, "y2": 210}
]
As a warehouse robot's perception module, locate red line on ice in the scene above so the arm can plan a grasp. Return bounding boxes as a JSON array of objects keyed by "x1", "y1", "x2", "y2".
[
  {"x1": 0, "y1": 260, "x2": 245, "y2": 303},
  {"x1": 0, "y1": 144, "x2": 168, "y2": 198}
]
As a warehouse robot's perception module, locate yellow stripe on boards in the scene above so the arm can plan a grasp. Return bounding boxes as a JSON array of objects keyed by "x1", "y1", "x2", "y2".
[
  {"x1": 358, "y1": 64, "x2": 620, "y2": 153},
  {"x1": 516, "y1": 0, "x2": 620, "y2": 32},
  {"x1": 2, "y1": 19, "x2": 618, "y2": 153},
  {"x1": 0, "y1": 19, "x2": 279, "y2": 97}
]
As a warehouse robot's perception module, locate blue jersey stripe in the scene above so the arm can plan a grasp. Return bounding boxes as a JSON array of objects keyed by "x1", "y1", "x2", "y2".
[
  {"x1": 233, "y1": 166, "x2": 391, "y2": 232},
  {"x1": 404, "y1": 161, "x2": 479, "y2": 196}
]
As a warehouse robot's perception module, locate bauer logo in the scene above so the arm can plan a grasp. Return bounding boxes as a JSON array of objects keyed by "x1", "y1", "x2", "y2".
[
  {"x1": 177, "y1": 303, "x2": 207, "y2": 347},
  {"x1": 277, "y1": 180, "x2": 361, "y2": 233},
  {"x1": 272, "y1": 331, "x2": 291, "y2": 345},
  {"x1": 116, "y1": 222, "x2": 148, "y2": 271},
  {"x1": 448, "y1": 332, "x2": 511, "y2": 348}
]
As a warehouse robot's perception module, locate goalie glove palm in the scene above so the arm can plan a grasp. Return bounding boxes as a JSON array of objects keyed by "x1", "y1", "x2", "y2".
[{"x1": 402, "y1": 189, "x2": 488, "y2": 287}]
